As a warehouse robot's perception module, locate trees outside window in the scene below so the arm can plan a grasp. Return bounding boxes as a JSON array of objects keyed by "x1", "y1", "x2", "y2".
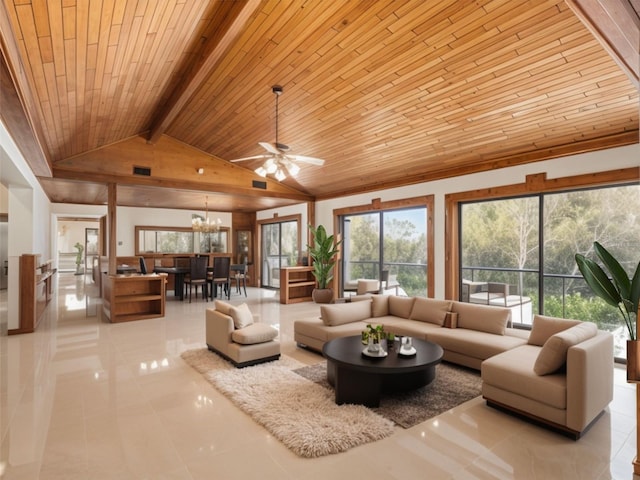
[
  {"x1": 342, "y1": 208, "x2": 427, "y2": 297},
  {"x1": 460, "y1": 184, "x2": 640, "y2": 358}
]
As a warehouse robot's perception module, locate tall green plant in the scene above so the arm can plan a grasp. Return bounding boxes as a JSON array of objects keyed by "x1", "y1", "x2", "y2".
[
  {"x1": 575, "y1": 241, "x2": 640, "y2": 340},
  {"x1": 307, "y1": 224, "x2": 342, "y2": 289}
]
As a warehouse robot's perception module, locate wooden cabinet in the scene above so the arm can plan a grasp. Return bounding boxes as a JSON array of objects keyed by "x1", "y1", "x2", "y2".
[
  {"x1": 280, "y1": 266, "x2": 316, "y2": 304},
  {"x1": 102, "y1": 274, "x2": 166, "y2": 323},
  {"x1": 11, "y1": 254, "x2": 56, "y2": 334}
]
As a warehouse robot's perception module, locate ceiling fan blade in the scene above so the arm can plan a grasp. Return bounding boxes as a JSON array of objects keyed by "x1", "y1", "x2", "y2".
[
  {"x1": 259, "y1": 142, "x2": 280, "y2": 154},
  {"x1": 288, "y1": 154, "x2": 325, "y2": 166},
  {"x1": 229, "y1": 154, "x2": 269, "y2": 163}
]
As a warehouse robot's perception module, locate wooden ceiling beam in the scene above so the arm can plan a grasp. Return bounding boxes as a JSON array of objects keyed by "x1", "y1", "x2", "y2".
[
  {"x1": 146, "y1": 0, "x2": 262, "y2": 144},
  {"x1": 566, "y1": 0, "x2": 640, "y2": 90},
  {"x1": 0, "y1": 2, "x2": 51, "y2": 176}
]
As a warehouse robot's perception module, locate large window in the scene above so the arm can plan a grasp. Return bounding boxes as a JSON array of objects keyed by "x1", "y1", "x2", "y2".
[
  {"x1": 460, "y1": 183, "x2": 640, "y2": 358},
  {"x1": 135, "y1": 226, "x2": 229, "y2": 254},
  {"x1": 341, "y1": 207, "x2": 428, "y2": 297}
]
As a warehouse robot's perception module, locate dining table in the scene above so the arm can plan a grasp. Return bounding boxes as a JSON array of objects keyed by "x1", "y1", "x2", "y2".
[{"x1": 153, "y1": 266, "x2": 190, "y2": 300}]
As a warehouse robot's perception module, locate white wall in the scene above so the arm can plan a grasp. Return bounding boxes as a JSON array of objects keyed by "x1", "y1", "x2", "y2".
[
  {"x1": 315, "y1": 144, "x2": 640, "y2": 299},
  {"x1": 1, "y1": 119, "x2": 53, "y2": 330}
]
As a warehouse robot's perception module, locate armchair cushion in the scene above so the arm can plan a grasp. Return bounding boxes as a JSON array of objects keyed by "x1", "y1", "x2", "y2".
[
  {"x1": 231, "y1": 323, "x2": 278, "y2": 345},
  {"x1": 229, "y1": 303, "x2": 254, "y2": 329},
  {"x1": 534, "y1": 322, "x2": 598, "y2": 375}
]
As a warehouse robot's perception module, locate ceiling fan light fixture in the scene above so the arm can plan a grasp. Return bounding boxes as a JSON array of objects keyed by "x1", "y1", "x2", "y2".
[
  {"x1": 284, "y1": 159, "x2": 300, "y2": 176},
  {"x1": 264, "y1": 158, "x2": 278, "y2": 174},
  {"x1": 255, "y1": 166, "x2": 268, "y2": 177},
  {"x1": 274, "y1": 168, "x2": 286, "y2": 182}
]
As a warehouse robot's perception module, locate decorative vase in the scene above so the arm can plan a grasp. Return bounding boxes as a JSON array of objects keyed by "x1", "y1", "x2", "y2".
[
  {"x1": 627, "y1": 340, "x2": 640, "y2": 383},
  {"x1": 312, "y1": 288, "x2": 333, "y2": 304},
  {"x1": 367, "y1": 337, "x2": 380, "y2": 354}
]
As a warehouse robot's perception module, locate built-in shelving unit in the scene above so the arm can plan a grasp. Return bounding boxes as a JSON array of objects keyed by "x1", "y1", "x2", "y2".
[
  {"x1": 10, "y1": 254, "x2": 56, "y2": 334},
  {"x1": 280, "y1": 266, "x2": 316, "y2": 304},
  {"x1": 101, "y1": 273, "x2": 166, "y2": 323}
]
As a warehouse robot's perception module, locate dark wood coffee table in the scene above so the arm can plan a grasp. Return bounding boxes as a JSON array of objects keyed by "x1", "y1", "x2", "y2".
[{"x1": 322, "y1": 335, "x2": 443, "y2": 407}]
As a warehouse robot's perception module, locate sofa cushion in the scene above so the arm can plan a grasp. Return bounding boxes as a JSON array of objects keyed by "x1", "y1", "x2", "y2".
[
  {"x1": 482, "y1": 345, "x2": 568, "y2": 410},
  {"x1": 534, "y1": 322, "x2": 598, "y2": 375},
  {"x1": 229, "y1": 303, "x2": 254, "y2": 329},
  {"x1": 410, "y1": 297, "x2": 452, "y2": 326},
  {"x1": 528, "y1": 315, "x2": 581, "y2": 346},
  {"x1": 371, "y1": 295, "x2": 390, "y2": 317},
  {"x1": 320, "y1": 300, "x2": 372, "y2": 326},
  {"x1": 231, "y1": 323, "x2": 278, "y2": 345},
  {"x1": 452, "y1": 302, "x2": 510, "y2": 335},
  {"x1": 388, "y1": 296, "x2": 415, "y2": 319},
  {"x1": 428, "y1": 328, "x2": 527, "y2": 361},
  {"x1": 214, "y1": 299, "x2": 233, "y2": 315}
]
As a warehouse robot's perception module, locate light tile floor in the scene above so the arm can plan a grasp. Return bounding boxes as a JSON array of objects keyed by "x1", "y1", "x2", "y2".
[{"x1": 0, "y1": 273, "x2": 638, "y2": 479}]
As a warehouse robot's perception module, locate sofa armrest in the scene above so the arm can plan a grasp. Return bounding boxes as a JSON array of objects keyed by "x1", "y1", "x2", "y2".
[
  {"x1": 206, "y1": 308, "x2": 235, "y2": 356},
  {"x1": 566, "y1": 331, "x2": 614, "y2": 432}
]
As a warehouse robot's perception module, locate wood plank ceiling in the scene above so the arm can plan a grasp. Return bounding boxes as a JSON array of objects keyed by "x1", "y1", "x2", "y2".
[{"x1": 0, "y1": 0, "x2": 638, "y2": 212}]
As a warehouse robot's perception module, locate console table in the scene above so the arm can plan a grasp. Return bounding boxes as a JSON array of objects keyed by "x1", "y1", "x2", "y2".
[{"x1": 101, "y1": 273, "x2": 166, "y2": 323}]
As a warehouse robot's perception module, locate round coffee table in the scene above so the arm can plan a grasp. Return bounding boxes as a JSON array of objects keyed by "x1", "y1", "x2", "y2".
[{"x1": 322, "y1": 335, "x2": 443, "y2": 407}]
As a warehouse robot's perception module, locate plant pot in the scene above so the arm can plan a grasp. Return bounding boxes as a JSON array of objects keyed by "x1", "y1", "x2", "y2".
[
  {"x1": 627, "y1": 340, "x2": 640, "y2": 383},
  {"x1": 312, "y1": 288, "x2": 334, "y2": 304}
]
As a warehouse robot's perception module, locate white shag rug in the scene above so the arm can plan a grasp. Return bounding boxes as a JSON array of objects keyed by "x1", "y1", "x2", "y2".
[{"x1": 180, "y1": 348, "x2": 395, "y2": 458}]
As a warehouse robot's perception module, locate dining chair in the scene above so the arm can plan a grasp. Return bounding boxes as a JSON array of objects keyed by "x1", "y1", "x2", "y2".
[
  {"x1": 231, "y1": 263, "x2": 248, "y2": 297},
  {"x1": 184, "y1": 255, "x2": 209, "y2": 302},
  {"x1": 210, "y1": 256, "x2": 231, "y2": 299}
]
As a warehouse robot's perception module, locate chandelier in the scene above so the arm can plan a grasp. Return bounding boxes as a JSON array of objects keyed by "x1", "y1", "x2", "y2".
[{"x1": 192, "y1": 196, "x2": 221, "y2": 233}]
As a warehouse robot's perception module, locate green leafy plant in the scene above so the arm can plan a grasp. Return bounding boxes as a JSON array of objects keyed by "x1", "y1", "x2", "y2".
[
  {"x1": 307, "y1": 224, "x2": 342, "y2": 289},
  {"x1": 361, "y1": 324, "x2": 395, "y2": 344},
  {"x1": 74, "y1": 242, "x2": 84, "y2": 266},
  {"x1": 575, "y1": 241, "x2": 640, "y2": 340}
]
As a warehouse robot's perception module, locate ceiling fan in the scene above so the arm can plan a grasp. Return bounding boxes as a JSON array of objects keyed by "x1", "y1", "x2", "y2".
[{"x1": 229, "y1": 85, "x2": 325, "y2": 181}]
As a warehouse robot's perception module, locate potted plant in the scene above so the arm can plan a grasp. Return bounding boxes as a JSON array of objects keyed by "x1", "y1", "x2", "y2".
[
  {"x1": 307, "y1": 224, "x2": 342, "y2": 303},
  {"x1": 361, "y1": 324, "x2": 395, "y2": 352},
  {"x1": 74, "y1": 242, "x2": 84, "y2": 275},
  {"x1": 575, "y1": 241, "x2": 640, "y2": 381}
]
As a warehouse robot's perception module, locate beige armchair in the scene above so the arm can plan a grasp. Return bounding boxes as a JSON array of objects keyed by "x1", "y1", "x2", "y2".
[{"x1": 205, "y1": 301, "x2": 280, "y2": 368}]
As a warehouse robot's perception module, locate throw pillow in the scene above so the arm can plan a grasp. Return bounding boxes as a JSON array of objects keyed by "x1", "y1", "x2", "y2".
[
  {"x1": 443, "y1": 312, "x2": 458, "y2": 329},
  {"x1": 409, "y1": 297, "x2": 452, "y2": 326},
  {"x1": 528, "y1": 315, "x2": 581, "y2": 346},
  {"x1": 229, "y1": 303, "x2": 254, "y2": 329},
  {"x1": 533, "y1": 322, "x2": 598, "y2": 375},
  {"x1": 214, "y1": 299, "x2": 233, "y2": 315},
  {"x1": 232, "y1": 323, "x2": 278, "y2": 345}
]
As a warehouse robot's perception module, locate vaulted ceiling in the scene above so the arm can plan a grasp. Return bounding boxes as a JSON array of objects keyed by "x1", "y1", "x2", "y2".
[{"x1": 0, "y1": 0, "x2": 638, "y2": 212}]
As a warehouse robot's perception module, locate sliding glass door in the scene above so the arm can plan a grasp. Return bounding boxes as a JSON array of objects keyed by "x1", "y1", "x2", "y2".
[
  {"x1": 261, "y1": 220, "x2": 299, "y2": 288},
  {"x1": 341, "y1": 207, "x2": 427, "y2": 297},
  {"x1": 459, "y1": 183, "x2": 640, "y2": 359}
]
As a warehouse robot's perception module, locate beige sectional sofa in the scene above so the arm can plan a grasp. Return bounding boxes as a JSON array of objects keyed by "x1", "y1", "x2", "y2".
[{"x1": 293, "y1": 294, "x2": 613, "y2": 438}]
